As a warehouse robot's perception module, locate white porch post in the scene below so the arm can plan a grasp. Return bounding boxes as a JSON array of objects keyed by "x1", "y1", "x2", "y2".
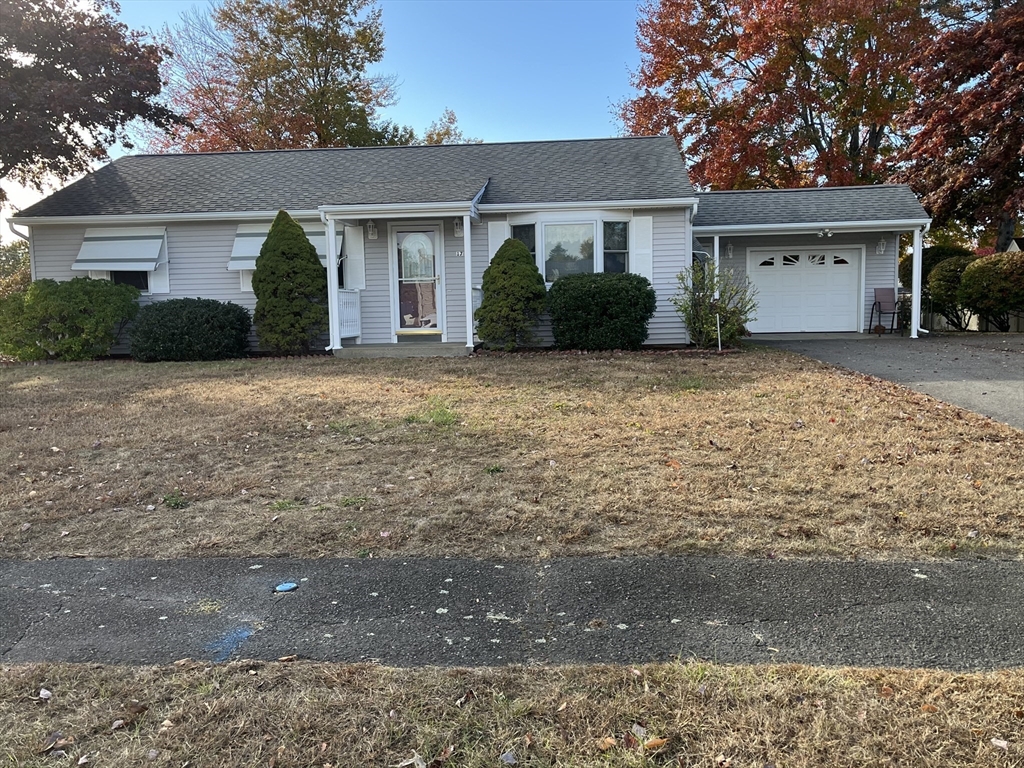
[
  {"x1": 910, "y1": 226, "x2": 923, "y2": 339},
  {"x1": 324, "y1": 216, "x2": 342, "y2": 351},
  {"x1": 463, "y1": 214, "x2": 474, "y2": 349},
  {"x1": 712, "y1": 235, "x2": 720, "y2": 298}
]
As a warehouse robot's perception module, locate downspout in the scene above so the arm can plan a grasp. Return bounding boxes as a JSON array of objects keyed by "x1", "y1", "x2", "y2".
[{"x1": 7, "y1": 221, "x2": 30, "y2": 241}]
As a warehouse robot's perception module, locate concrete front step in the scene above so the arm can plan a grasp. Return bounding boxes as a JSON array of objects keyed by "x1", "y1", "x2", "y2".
[{"x1": 332, "y1": 343, "x2": 473, "y2": 358}]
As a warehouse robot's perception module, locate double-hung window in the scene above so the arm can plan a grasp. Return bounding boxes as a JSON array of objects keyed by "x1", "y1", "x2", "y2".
[
  {"x1": 603, "y1": 221, "x2": 628, "y2": 273},
  {"x1": 506, "y1": 217, "x2": 633, "y2": 283}
]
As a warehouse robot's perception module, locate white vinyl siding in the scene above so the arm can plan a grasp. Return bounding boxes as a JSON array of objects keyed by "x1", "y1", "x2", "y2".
[
  {"x1": 443, "y1": 218, "x2": 467, "y2": 343},
  {"x1": 359, "y1": 227, "x2": 393, "y2": 344},
  {"x1": 644, "y1": 209, "x2": 691, "y2": 345}
]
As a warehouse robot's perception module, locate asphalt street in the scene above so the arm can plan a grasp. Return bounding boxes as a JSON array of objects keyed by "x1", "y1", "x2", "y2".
[
  {"x1": 754, "y1": 333, "x2": 1024, "y2": 430},
  {"x1": 2, "y1": 556, "x2": 1022, "y2": 670}
]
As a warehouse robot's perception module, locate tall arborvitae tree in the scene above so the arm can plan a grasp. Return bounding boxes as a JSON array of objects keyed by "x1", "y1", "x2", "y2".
[{"x1": 251, "y1": 211, "x2": 327, "y2": 354}]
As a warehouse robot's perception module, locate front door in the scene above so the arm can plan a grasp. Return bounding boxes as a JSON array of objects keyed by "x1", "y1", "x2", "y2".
[{"x1": 394, "y1": 227, "x2": 442, "y2": 335}]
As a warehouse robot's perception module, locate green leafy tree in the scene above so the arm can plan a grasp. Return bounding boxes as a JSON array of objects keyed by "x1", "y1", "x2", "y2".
[
  {"x1": 1, "y1": 0, "x2": 180, "y2": 203},
  {"x1": 959, "y1": 252, "x2": 1024, "y2": 332},
  {"x1": 0, "y1": 240, "x2": 30, "y2": 299},
  {"x1": 251, "y1": 210, "x2": 327, "y2": 354},
  {"x1": 927, "y1": 255, "x2": 977, "y2": 331},
  {"x1": 421, "y1": 108, "x2": 481, "y2": 145},
  {"x1": 671, "y1": 263, "x2": 757, "y2": 348},
  {"x1": 152, "y1": 0, "x2": 414, "y2": 152},
  {"x1": 0, "y1": 277, "x2": 138, "y2": 360},
  {"x1": 474, "y1": 238, "x2": 546, "y2": 350}
]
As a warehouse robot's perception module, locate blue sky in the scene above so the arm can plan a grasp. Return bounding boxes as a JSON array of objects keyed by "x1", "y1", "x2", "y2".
[
  {"x1": 3, "y1": 0, "x2": 644, "y2": 238},
  {"x1": 117, "y1": 0, "x2": 644, "y2": 141}
]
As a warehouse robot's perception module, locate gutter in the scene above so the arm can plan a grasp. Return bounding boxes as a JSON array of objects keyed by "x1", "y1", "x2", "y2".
[
  {"x1": 693, "y1": 219, "x2": 932, "y2": 235},
  {"x1": 7, "y1": 220, "x2": 29, "y2": 241},
  {"x1": 478, "y1": 197, "x2": 700, "y2": 213}
]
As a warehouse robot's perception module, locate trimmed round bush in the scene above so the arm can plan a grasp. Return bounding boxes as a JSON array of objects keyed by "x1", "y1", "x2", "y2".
[
  {"x1": 547, "y1": 272, "x2": 657, "y2": 350},
  {"x1": 899, "y1": 244, "x2": 974, "y2": 292},
  {"x1": 475, "y1": 237, "x2": 547, "y2": 350},
  {"x1": 130, "y1": 298, "x2": 251, "y2": 362},
  {"x1": 927, "y1": 255, "x2": 977, "y2": 331},
  {"x1": 959, "y1": 252, "x2": 1024, "y2": 332}
]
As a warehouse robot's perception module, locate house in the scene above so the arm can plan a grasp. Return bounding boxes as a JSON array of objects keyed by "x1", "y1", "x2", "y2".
[
  {"x1": 6, "y1": 136, "x2": 933, "y2": 353},
  {"x1": 1008, "y1": 237, "x2": 1023, "y2": 252}
]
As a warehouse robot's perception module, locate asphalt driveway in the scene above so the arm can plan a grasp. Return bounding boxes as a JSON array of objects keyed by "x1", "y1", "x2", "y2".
[{"x1": 754, "y1": 333, "x2": 1024, "y2": 430}]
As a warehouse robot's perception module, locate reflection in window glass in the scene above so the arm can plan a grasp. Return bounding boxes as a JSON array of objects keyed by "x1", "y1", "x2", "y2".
[
  {"x1": 112, "y1": 271, "x2": 149, "y2": 292},
  {"x1": 544, "y1": 223, "x2": 594, "y2": 282},
  {"x1": 511, "y1": 224, "x2": 536, "y2": 257},
  {"x1": 603, "y1": 221, "x2": 628, "y2": 274}
]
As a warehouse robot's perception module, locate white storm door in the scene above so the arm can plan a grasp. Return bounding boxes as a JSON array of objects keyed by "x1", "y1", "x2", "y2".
[{"x1": 393, "y1": 227, "x2": 443, "y2": 334}]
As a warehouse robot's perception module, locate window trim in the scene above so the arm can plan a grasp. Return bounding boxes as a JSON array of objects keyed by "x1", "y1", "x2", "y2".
[{"x1": 507, "y1": 210, "x2": 632, "y2": 284}]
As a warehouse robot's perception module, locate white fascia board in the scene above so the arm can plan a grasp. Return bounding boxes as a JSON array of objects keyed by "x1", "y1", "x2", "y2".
[
  {"x1": 693, "y1": 218, "x2": 932, "y2": 236},
  {"x1": 318, "y1": 200, "x2": 478, "y2": 221},
  {"x1": 477, "y1": 197, "x2": 699, "y2": 213},
  {"x1": 7, "y1": 210, "x2": 323, "y2": 227}
]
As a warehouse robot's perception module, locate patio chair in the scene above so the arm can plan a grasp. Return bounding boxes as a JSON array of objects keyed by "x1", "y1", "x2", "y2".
[{"x1": 869, "y1": 287, "x2": 899, "y2": 334}]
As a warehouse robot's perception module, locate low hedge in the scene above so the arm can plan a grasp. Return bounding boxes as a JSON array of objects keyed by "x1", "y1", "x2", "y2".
[
  {"x1": 547, "y1": 272, "x2": 657, "y2": 350},
  {"x1": 130, "y1": 298, "x2": 251, "y2": 362}
]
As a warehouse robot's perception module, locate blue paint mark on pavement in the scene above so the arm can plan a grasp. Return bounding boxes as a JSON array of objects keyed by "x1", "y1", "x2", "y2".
[{"x1": 205, "y1": 626, "x2": 254, "y2": 662}]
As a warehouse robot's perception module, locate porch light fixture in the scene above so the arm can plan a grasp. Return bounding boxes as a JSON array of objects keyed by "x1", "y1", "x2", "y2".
[
  {"x1": 453, "y1": 217, "x2": 463, "y2": 237},
  {"x1": 726, "y1": 241, "x2": 734, "y2": 258},
  {"x1": 817, "y1": 228, "x2": 833, "y2": 238},
  {"x1": 366, "y1": 219, "x2": 378, "y2": 240},
  {"x1": 876, "y1": 237, "x2": 887, "y2": 254}
]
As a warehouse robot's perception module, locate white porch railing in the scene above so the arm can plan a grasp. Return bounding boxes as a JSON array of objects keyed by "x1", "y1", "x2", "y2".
[{"x1": 338, "y1": 289, "x2": 361, "y2": 338}]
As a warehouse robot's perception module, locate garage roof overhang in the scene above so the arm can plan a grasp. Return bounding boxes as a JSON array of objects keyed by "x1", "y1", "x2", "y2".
[{"x1": 693, "y1": 218, "x2": 931, "y2": 237}]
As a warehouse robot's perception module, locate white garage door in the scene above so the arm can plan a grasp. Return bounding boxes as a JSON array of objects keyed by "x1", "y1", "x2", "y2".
[{"x1": 746, "y1": 248, "x2": 861, "y2": 333}]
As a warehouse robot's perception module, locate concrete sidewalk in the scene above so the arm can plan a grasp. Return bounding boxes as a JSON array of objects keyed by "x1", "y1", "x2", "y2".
[{"x1": 3, "y1": 556, "x2": 1022, "y2": 670}]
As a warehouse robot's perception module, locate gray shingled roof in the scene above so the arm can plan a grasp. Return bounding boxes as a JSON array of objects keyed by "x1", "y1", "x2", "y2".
[
  {"x1": 16, "y1": 136, "x2": 695, "y2": 218},
  {"x1": 693, "y1": 185, "x2": 929, "y2": 228}
]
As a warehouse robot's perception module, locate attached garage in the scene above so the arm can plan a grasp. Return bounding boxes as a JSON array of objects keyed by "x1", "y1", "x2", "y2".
[
  {"x1": 745, "y1": 247, "x2": 862, "y2": 333},
  {"x1": 692, "y1": 185, "x2": 933, "y2": 337}
]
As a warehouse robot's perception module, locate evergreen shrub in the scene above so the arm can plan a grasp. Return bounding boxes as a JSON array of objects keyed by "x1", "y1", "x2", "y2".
[
  {"x1": 547, "y1": 272, "x2": 657, "y2": 350},
  {"x1": 959, "y1": 252, "x2": 1024, "y2": 332},
  {"x1": 130, "y1": 298, "x2": 252, "y2": 362},
  {"x1": 0, "y1": 277, "x2": 138, "y2": 361},
  {"x1": 927, "y1": 255, "x2": 977, "y2": 331},
  {"x1": 474, "y1": 238, "x2": 547, "y2": 350},
  {"x1": 252, "y1": 210, "x2": 327, "y2": 354}
]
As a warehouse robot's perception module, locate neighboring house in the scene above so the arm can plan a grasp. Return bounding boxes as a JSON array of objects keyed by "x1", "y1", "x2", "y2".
[
  {"x1": 6, "y1": 136, "x2": 933, "y2": 354},
  {"x1": 1007, "y1": 237, "x2": 1023, "y2": 252}
]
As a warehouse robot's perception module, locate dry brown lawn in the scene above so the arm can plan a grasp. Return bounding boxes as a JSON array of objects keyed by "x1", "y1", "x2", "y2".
[
  {"x1": 2, "y1": 660, "x2": 1022, "y2": 766},
  {"x1": 1, "y1": 348, "x2": 1022, "y2": 560}
]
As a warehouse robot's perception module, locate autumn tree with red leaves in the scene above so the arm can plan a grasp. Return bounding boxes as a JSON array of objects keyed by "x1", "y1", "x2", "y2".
[
  {"x1": 620, "y1": 0, "x2": 935, "y2": 189},
  {"x1": 895, "y1": 2, "x2": 1024, "y2": 252},
  {"x1": 0, "y1": 0, "x2": 179, "y2": 202}
]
